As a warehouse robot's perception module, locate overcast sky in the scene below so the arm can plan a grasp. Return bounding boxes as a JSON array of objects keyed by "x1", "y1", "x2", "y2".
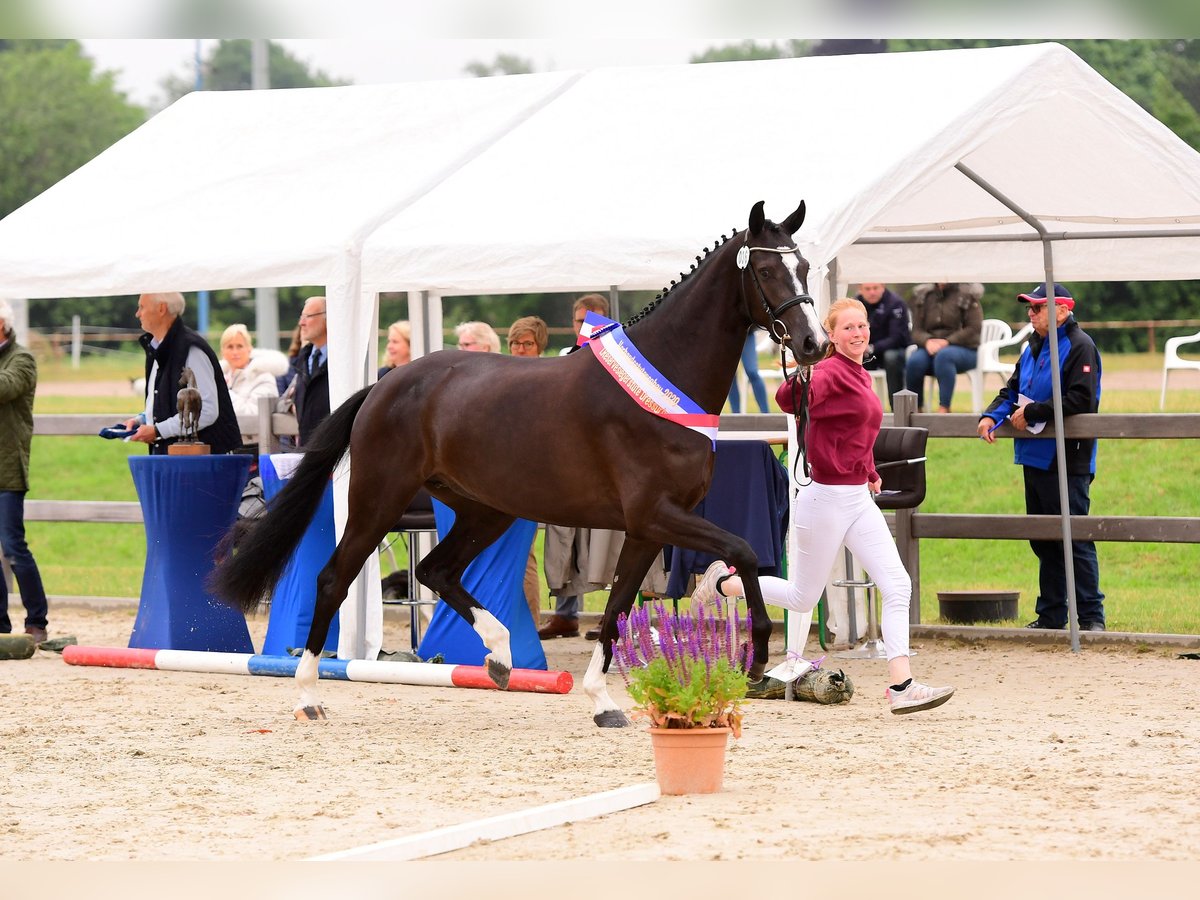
[{"x1": 80, "y1": 39, "x2": 729, "y2": 108}]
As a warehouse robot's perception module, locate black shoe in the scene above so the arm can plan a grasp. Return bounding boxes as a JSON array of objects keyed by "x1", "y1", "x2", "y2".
[
  {"x1": 745, "y1": 676, "x2": 787, "y2": 700},
  {"x1": 1081, "y1": 622, "x2": 1106, "y2": 632},
  {"x1": 1024, "y1": 620, "x2": 1063, "y2": 630},
  {"x1": 584, "y1": 627, "x2": 601, "y2": 641}
]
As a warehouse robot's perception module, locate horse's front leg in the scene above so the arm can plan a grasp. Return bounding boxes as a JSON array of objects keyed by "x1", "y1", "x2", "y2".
[
  {"x1": 628, "y1": 511, "x2": 770, "y2": 682},
  {"x1": 583, "y1": 537, "x2": 661, "y2": 728}
]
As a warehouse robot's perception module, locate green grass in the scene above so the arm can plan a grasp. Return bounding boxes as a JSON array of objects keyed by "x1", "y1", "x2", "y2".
[{"x1": 22, "y1": 354, "x2": 1200, "y2": 634}]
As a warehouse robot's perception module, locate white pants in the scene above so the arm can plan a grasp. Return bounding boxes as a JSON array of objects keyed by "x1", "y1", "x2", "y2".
[{"x1": 758, "y1": 481, "x2": 912, "y2": 660}]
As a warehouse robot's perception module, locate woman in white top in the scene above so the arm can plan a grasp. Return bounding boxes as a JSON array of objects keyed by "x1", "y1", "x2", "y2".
[{"x1": 219, "y1": 323, "x2": 279, "y2": 419}]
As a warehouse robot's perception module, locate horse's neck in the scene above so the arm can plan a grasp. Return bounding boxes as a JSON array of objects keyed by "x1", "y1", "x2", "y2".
[{"x1": 624, "y1": 268, "x2": 750, "y2": 416}]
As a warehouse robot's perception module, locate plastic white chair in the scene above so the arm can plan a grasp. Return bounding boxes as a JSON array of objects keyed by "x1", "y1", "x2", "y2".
[
  {"x1": 973, "y1": 321, "x2": 1033, "y2": 410},
  {"x1": 1160, "y1": 330, "x2": 1200, "y2": 409}
]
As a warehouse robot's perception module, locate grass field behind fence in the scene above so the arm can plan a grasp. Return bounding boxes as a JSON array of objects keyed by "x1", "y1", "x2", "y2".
[{"x1": 23, "y1": 354, "x2": 1200, "y2": 635}]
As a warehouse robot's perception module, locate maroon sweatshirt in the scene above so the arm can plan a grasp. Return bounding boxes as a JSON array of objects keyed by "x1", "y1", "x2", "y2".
[{"x1": 775, "y1": 352, "x2": 882, "y2": 485}]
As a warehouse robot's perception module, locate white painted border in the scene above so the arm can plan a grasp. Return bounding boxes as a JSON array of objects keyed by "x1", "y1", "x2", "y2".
[{"x1": 308, "y1": 783, "x2": 660, "y2": 861}]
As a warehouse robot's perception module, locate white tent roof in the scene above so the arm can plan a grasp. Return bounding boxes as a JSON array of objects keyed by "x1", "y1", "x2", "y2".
[
  {"x1": 0, "y1": 70, "x2": 580, "y2": 298},
  {"x1": 359, "y1": 42, "x2": 1200, "y2": 295}
]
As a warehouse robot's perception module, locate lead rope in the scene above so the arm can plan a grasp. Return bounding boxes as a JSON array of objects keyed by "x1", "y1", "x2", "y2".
[{"x1": 789, "y1": 358, "x2": 813, "y2": 487}]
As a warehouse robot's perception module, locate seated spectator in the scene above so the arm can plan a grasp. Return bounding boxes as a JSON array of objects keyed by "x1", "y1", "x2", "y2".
[
  {"x1": 379, "y1": 320, "x2": 412, "y2": 378},
  {"x1": 904, "y1": 282, "x2": 983, "y2": 412},
  {"x1": 857, "y1": 282, "x2": 912, "y2": 411},
  {"x1": 455, "y1": 321, "x2": 500, "y2": 353}
]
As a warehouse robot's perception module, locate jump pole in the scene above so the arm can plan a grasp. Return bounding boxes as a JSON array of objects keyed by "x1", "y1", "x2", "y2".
[
  {"x1": 61, "y1": 646, "x2": 573, "y2": 694},
  {"x1": 308, "y1": 783, "x2": 660, "y2": 861}
]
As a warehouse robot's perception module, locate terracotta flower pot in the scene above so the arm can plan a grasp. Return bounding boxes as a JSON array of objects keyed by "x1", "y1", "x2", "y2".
[{"x1": 648, "y1": 726, "x2": 731, "y2": 795}]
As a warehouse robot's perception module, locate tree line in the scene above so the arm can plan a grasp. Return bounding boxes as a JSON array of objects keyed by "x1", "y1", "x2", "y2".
[{"x1": 4, "y1": 38, "x2": 1199, "y2": 352}]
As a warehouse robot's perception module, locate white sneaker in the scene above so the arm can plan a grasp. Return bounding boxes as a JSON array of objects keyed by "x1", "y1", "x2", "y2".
[
  {"x1": 692, "y1": 560, "x2": 731, "y2": 606},
  {"x1": 886, "y1": 680, "x2": 955, "y2": 715}
]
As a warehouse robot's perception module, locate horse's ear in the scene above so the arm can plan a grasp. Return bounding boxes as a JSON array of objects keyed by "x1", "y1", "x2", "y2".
[
  {"x1": 748, "y1": 201, "x2": 766, "y2": 236},
  {"x1": 782, "y1": 200, "x2": 806, "y2": 235}
]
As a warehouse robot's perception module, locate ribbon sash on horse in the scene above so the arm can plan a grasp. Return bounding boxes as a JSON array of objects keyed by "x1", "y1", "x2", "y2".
[{"x1": 580, "y1": 312, "x2": 719, "y2": 448}]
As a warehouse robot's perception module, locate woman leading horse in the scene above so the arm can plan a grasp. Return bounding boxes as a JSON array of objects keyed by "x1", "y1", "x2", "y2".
[{"x1": 209, "y1": 200, "x2": 828, "y2": 725}]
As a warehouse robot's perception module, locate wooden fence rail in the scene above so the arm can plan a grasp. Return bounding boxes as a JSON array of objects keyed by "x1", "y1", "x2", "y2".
[{"x1": 22, "y1": 402, "x2": 1200, "y2": 624}]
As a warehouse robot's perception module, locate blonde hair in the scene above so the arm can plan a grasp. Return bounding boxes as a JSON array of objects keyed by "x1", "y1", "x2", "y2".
[
  {"x1": 822, "y1": 297, "x2": 867, "y2": 360},
  {"x1": 220, "y1": 323, "x2": 254, "y2": 350},
  {"x1": 381, "y1": 320, "x2": 412, "y2": 367}
]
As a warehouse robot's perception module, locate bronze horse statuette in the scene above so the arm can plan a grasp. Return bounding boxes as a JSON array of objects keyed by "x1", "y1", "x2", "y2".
[
  {"x1": 176, "y1": 367, "x2": 202, "y2": 443},
  {"x1": 210, "y1": 200, "x2": 828, "y2": 725}
]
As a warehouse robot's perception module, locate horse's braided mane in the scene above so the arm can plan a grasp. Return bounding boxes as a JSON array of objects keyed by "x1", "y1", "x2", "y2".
[{"x1": 621, "y1": 228, "x2": 740, "y2": 328}]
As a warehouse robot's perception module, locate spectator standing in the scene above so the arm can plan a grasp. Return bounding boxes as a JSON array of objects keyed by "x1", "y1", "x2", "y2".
[
  {"x1": 455, "y1": 321, "x2": 500, "y2": 353},
  {"x1": 903, "y1": 282, "x2": 983, "y2": 412},
  {"x1": 857, "y1": 282, "x2": 912, "y2": 410},
  {"x1": 378, "y1": 320, "x2": 412, "y2": 378},
  {"x1": 293, "y1": 295, "x2": 330, "y2": 447},
  {"x1": 123, "y1": 292, "x2": 240, "y2": 454},
  {"x1": 0, "y1": 300, "x2": 49, "y2": 645},
  {"x1": 541, "y1": 293, "x2": 609, "y2": 640},
  {"x1": 977, "y1": 283, "x2": 1105, "y2": 631},
  {"x1": 219, "y1": 323, "x2": 279, "y2": 420},
  {"x1": 506, "y1": 315, "x2": 550, "y2": 628}
]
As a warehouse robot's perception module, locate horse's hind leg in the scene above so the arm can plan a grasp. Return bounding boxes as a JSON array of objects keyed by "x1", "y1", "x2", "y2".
[
  {"x1": 414, "y1": 501, "x2": 518, "y2": 689},
  {"x1": 584, "y1": 537, "x2": 662, "y2": 728}
]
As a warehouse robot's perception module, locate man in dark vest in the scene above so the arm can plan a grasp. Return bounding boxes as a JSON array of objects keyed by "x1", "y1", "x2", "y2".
[
  {"x1": 123, "y1": 292, "x2": 241, "y2": 455},
  {"x1": 292, "y1": 295, "x2": 330, "y2": 446}
]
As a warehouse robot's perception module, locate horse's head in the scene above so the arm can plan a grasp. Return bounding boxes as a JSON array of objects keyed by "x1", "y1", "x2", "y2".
[
  {"x1": 178, "y1": 367, "x2": 195, "y2": 389},
  {"x1": 739, "y1": 200, "x2": 828, "y2": 366}
]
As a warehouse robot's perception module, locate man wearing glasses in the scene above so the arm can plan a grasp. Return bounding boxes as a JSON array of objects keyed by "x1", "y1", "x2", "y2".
[
  {"x1": 977, "y1": 283, "x2": 1105, "y2": 632},
  {"x1": 293, "y1": 295, "x2": 330, "y2": 446}
]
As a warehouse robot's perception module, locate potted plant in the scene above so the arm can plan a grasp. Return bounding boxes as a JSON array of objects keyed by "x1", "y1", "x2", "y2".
[{"x1": 611, "y1": 595, "x2": 752, "y2": 795}]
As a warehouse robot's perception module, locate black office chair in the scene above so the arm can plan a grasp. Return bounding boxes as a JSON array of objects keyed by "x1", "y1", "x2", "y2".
[
  {"x1": 831, "y1": 427, "x2": 928, "y2": 658},
  {"x1": 380, "y1": 487, "x2": 439, "y2": 650}
]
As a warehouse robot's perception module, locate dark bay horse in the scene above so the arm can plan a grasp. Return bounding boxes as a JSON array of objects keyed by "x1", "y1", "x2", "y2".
[{"x1": 209, "y1": 200, "x2": 828, "y2": 725}]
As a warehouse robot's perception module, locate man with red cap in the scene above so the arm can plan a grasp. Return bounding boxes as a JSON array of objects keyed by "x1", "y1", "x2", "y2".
[{"x1": 976, "y1": 283, "x2": 1105, "y2": 631}]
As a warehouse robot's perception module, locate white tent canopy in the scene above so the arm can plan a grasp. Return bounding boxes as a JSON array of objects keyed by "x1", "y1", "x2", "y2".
[{"x1": 4, "y1": 41, "x2": 1200, "y2": 656}]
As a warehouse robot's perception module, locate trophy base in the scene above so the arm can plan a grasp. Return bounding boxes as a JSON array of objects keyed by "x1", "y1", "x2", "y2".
[{"x1": 168, "y1": 442, "x2": 211, "y2": 456}]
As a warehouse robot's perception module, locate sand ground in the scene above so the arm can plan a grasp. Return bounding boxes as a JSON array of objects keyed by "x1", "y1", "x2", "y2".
[{"x1": 3, "y1": 601, "x2": 1198, "y2": 863}]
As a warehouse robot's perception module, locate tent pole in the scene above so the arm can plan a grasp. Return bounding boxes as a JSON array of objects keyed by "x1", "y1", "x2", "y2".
[
  {"x1": 608, "y1": 285, "x2": 620, "y2": 321},
  {"x1": 952, "y1": 163, "x2": 1080, "y2": 652},
  {"x1": 1039, "y1": 248, "x2": 1082, "y2": 653}
]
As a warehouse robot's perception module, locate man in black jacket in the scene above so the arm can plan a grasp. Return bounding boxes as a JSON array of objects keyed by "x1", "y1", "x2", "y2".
[
  {"x1": 123, "y1": 292, "x2": 240, "y2": 455},
  {"x1": 857, "y1": 282, "x2": 912, "y2": 410},
  {"x1": 293, "y1": 295, "x2": 330, "y2": 447}
]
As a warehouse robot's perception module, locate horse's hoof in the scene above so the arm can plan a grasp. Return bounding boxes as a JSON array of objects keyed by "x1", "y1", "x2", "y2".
[
  {"x1": 294, "y1": 705, "x2": 327, "y2": 721},
  {"x1": 748, "y1": 662, "x2": 766, "y2": 683},
  {"x1": 486, "y1": 658, "x2": 511, "y2": 690},
  {"x1": 593, "y1": 710, "x2": 631, "y2": 728}
]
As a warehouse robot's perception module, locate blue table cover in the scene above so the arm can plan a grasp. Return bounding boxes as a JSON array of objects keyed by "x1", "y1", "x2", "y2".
[
  {"x1": 417, "y1": 501, "x2": 546, "y2": 670},
  {"x1": 664, "y1": 440, "x2": 790, "y2": 599},
  {"x1": 128, "y1": 455, "x2": 254, "y2": 652},
  {"x1": 257, "y1": 455, "x2": 340, "y2": 656}
]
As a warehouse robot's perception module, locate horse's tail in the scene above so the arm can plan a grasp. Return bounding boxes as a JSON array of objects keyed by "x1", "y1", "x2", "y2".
[{"x1": 208, "y1": 385, "x2": 374, "y2": 614}]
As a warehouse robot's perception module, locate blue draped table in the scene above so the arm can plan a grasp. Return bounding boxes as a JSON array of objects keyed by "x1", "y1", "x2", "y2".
[
  {"x1": 257, "y1": 454, "x2": 340, "y2": 656},
  {"x1": 128, "y1": 455, "x2": 254, "y2": 652},
  {"x1": 417, "y1": 500, "x2": 546, "y2": 670},
  {"x1": 664, "y1": 439, "x2": 790, "y2": 599}
]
